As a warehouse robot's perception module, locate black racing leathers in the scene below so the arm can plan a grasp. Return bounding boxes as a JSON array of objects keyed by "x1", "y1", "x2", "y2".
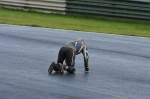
[{"x1": 57, "y1": 40, "x2": 89, "y2": 73}]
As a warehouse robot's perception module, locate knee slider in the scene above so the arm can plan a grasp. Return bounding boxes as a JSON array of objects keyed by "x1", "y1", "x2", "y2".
[{"x1": 65, "y1": 66, "x2": 76, "y2": 73}]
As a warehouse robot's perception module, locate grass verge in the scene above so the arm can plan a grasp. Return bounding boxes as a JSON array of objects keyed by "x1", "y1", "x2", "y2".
[{"x1": 0, "y1": 7, "x2": 150, "y2": 37}]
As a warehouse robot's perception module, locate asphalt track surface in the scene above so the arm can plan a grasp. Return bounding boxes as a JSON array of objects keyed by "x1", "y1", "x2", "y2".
[{"x1": 0, "y1": 24, "x2": 150, "y2": 99}]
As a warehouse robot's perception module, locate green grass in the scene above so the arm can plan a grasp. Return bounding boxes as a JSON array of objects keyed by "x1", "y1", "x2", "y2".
[{"x1": 0, "y1": 7, "x2": 150, "y2": 37}]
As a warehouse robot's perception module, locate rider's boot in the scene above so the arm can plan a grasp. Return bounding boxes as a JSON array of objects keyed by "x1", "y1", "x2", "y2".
[{"x1": 48, "y1": 62, "x2": 55, "y2": 74}]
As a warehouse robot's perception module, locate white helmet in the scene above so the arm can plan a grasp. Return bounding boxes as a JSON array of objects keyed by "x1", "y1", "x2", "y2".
[{"x1": 76, "y1": 38, "x2": 86, "y2": 46}]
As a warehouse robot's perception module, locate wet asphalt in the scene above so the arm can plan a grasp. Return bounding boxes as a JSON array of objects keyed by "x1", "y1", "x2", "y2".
[{"x1": 0, "y1": 24, "x2": 150, "y2": 99}]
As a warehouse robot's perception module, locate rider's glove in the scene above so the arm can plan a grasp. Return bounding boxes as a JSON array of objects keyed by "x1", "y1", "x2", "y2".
[{"x1": 85, "y1": 65, "x2": 89, "y2": 71}]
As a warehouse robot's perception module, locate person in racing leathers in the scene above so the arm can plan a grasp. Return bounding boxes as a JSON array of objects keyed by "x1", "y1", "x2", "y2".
[{"x1": 48, "y1": 38, "x2": 89, "y2": 74}]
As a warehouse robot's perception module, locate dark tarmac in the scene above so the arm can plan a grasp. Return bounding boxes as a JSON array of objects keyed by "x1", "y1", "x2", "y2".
[{"x1": 0, "y1": 24, "x2": 150, "y2": 99}]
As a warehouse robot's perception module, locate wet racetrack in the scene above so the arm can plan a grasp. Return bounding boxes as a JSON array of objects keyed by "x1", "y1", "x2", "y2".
[{"x1": 0, "y1": 24, "x2": 150, "y2": 99}]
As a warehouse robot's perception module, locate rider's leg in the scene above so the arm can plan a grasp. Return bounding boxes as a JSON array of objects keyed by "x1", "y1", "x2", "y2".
[{"x1": 64, "y1": 48, "x2": 76, "y2": 73}]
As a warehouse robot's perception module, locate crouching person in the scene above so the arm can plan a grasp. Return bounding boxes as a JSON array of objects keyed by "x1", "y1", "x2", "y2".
[{"x1": 48, "y1": 38, "x2": 89, "y2": 74}]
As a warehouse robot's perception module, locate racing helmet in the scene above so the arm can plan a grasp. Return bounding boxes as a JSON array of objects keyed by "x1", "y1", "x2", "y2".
[{"x1": 76, "y1": 38, "x2": 86, "y2": 46}]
